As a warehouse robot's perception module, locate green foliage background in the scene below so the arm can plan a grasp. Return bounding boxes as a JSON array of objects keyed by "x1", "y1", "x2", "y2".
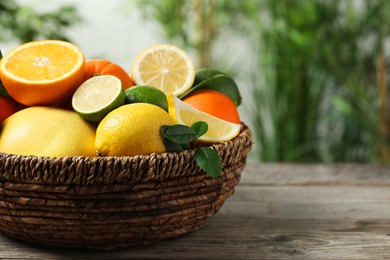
[
  {"x1": 0, "y1": 0, "x2": 81, "y2": 97},
  {"x1": 0, "y1": 0, "x2": 81, "y2": 43},
  {"x1": 138, "y1": 0, "x2": 390, "y2": 163}
]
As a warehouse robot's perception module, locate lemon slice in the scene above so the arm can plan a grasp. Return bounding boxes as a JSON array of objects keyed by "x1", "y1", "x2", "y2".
[
  {"x1": 131, "y1": 44, "x2": 195, "y2": 96},
  {"x1": 168, "y1": 94, "x2": 242, "y2": 143},
  {"x1": 72, "y1": 75, "x2": 125, "y2": 122}
]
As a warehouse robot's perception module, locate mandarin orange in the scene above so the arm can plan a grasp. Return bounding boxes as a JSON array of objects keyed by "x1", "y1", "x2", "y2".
[
  {"x1": 82, "y1": 59, "x2": 134, "y2": 90},
  {"x1": 182, "y1": 90, "x2": 240, "y2": 124}
]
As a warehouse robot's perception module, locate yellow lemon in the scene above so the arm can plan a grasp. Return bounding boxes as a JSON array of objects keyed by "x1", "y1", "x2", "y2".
[
  {"x1": 0, "y1": 106, "x2": 96, "y2": 157},
  {"x1": 95, "y1": 103, "x2": 175, "y2": 156}
]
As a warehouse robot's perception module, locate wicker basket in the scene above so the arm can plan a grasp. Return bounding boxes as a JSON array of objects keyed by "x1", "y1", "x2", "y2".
[{"x1": 0, "y1": 124, "x2": 252, "y2": 250}]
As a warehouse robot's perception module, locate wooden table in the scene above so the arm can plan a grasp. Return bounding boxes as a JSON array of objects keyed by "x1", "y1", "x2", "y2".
[{"x1": 1, "y1": 163, "x2": 390, "y2": 259}]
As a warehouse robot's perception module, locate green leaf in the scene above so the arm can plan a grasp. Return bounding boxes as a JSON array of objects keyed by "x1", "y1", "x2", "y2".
[
  {"x1": 161, "y1": 125, "x2": 184, "y2": 152},
  {"x1": 163, "y1": 124, "x2": 197, "y2": 144},
  {"x1": 163, "y1": 138, "x2": 185, "y2": 153},
  {"x1": 180, "y1": 142, "x2": 190, "y2": 150},
  {"x1": 0, "y1": 48, "x2": 8, "y2": 97},
  {"x1": 332, "y1": 95, "x2": 353, "y2": 115},
  {"x1": 191, "y1": 121, "x2": 208, "y2": 138},
  {"x1": 0, "y1": 87, "x2": 9, "y2": 97},
  {"x1": 178, "y1": 74, "x2": 231, "y2": 99},
  {"x1": 161, "y1": 125, "x2": 169, "y2": 135},
  {"x1": 195, "y1": 147, "x2": 222, "y2": 178}
]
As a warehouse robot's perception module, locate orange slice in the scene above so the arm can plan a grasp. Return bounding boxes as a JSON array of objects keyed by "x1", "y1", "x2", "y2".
[
  {"x1": 131, "y1": 44, "x2": 195, "y2": 96},
  {"x1": 168, "y1": 94, "x2": 242, "y2": 143},
  {"x1": 0, "y1": 40, "x2": 85, "y2": 106}
]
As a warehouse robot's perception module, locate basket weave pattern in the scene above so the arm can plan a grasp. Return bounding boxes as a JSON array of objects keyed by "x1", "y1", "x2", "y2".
[{"x1": 0, "y1": 125, "x2": 252, "y2": 249}]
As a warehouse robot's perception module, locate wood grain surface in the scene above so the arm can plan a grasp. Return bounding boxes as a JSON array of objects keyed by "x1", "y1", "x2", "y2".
[{"x1": 0, "y1": 163, "x2": 390, "y2": 259}]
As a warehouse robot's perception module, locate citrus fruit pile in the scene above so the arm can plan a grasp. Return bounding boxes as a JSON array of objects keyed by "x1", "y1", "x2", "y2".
[{"x1": 0, "y1": 40, "x2": 243, "y2": 162}]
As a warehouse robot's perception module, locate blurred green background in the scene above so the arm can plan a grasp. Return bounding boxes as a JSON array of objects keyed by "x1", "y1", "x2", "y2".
[{"x1": 1, "y1": 0, "x2": 390, "y2": 164}]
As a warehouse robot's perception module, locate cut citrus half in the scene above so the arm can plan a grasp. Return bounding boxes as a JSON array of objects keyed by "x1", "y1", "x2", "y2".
[
  {"x1": 131, "y1": 44, "x2": 195, "y2": 96},
  {"x1": 183, "y1": 90, "x2": 241, "y2": 124},
  {"x1": 168, "y1": 94, "x2": 242, "y2": 143},
  {"x1": 0, "y1": 40, "x2": 85, "y2": 106},
  {"x1": 72, "y1": 75, "x2": 125, "y2": 122}
]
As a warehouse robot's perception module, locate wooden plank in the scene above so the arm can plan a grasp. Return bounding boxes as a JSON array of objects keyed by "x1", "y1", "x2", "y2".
[
  {"x1": 225, "y1": 186, "x2": 390, "y2": 219},
  {"x1": 242, "y1": 163, "x2": 390, "y2": 186},
  {"x1": 1, "y1": 219, "x2": 390, "y2": 259},
  {"x1": 0, "y1": 163, "x2": 389, "y2": 259}
]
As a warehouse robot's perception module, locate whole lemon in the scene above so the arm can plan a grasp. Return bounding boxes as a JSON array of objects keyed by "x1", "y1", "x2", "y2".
[
  {"x1": 95, "y1": 103, "x2": 175, "y2": 156},
  {"x1": 0, "y1": 106, "x2": 96, "y2": 157}
]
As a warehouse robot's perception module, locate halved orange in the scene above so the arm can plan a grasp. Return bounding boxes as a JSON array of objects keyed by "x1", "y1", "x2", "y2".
[{"x1": 0, "y1": 40, "x2": 85, "y2": 106}]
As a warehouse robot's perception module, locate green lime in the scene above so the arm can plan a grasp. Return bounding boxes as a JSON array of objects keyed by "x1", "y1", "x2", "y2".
[
  {"x1": 72, "y1": 75, "x2": 125, "y2": 122},
  {"x1": 179, "y1": 68, "x2": 242, "y2": 107},
  {"x1": 124, "y1": 85, "x2": 168, "y2": 111}
]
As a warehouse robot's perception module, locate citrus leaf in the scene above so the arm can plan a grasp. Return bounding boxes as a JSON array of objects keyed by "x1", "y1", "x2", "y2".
[
  {"x1": 180, "y1": 142, "x2": 190, "y2": 150},
  {"x1": 162, "y1": 124, "x2": 197, "y2": 144},
  {"x1": 0, "y1": 48, "x2": 9, "y2": 97},
  {"x1": 161, "y1": 125, "x2": 184, "y2": 152},
  {"x1": 164, "y1": 138, "x2": 185, "y2": 153},
  {"x1": 191, "y1": 121, "x2": 208, "y2": 138},
  {"x1": 195, "y1": 147, "x2": 222, "y2": 178},
  {"x1": 161, "y1": 125, "x2": 169, "y2": 135},
  {"x1": 178, "y1": 74, "x2": 230, "y2": 99},
  {"x1": 0, "y1": 82, "x2": 9, "y2": 97}
]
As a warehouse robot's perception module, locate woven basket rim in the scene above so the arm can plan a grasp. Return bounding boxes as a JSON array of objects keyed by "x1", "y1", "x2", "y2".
[{"x1": 0, "y1": 123, "x2": 252, "y2": 185}]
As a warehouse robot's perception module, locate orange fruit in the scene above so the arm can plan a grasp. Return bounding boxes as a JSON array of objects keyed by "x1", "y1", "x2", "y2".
[
  {"x1": 0, "y1": 96, "x2": 19, "y2": 123},
  {"x1": 182, "y1": 90, "x2": 241, "y2": 124},
  {"x1": 0, "y1": 40, "x2": 85, "y2": 106},
  {"x1": 82, "y1": 59, "x2": 135, "y2": 90}
]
